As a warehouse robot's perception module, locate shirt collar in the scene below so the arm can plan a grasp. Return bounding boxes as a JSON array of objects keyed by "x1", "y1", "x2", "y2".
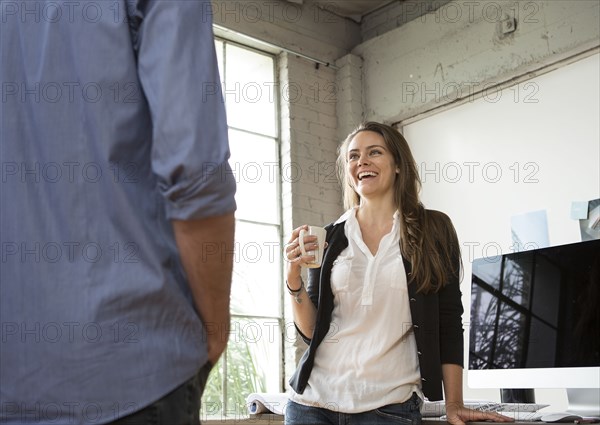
[
  {"x1": 333, "y1": 207, "x2": 401, "y2": 226},
  {"x1": 333, "y1": 208, "x2": 356, "y2": 225}
]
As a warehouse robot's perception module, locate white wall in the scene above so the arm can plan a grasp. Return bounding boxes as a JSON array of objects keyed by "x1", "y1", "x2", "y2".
[{"x1": 403, "y1": 53, "x2": 600, "y2": 407}]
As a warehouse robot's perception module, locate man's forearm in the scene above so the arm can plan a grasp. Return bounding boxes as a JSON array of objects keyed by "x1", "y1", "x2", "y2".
[{"x1": 172, "y1": 212, "x2": 235, "y2": 364}]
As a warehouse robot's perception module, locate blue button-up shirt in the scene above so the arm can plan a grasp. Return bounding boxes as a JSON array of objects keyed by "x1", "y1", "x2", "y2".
[{"x1": 0, "y1": 1, "x2": 236, "y2": 423}]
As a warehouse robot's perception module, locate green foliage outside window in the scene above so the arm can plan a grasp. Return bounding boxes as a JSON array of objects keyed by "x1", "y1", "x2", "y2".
[{"x1": 200, "y1": 322, "x2": 267, "y2": 418}]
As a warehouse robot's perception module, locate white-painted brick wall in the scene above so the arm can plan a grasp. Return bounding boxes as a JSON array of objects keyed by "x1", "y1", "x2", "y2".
[
  {"x1": 354, "y1": 0, "x2": 600, "y2": 124},
  {"x1": 278, "y1": 52, "x2": 344, "y2": 386},
  {"x1": 335, "y1": 53, "x2": 364, "y2": 140},
  {"x1": 279, "y1": 54, "x2": 341, "y2": 230}
]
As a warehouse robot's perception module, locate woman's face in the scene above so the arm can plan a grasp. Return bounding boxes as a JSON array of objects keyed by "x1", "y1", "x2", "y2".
[{"x1": 346, "y1": 131, "x2": 398, "y2": 202}]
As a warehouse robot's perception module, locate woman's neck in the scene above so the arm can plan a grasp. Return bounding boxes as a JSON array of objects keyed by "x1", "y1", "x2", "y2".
[
  {"x1": 356, "y1": 198, "x2": 398, "y2": 227},
  {"x1": 355, "y1": 199, "x2": 398, "y2": 255}
]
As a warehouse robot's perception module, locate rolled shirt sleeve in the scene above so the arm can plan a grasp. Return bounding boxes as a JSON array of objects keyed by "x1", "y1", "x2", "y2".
[{"x1": 135, "y1": 0, "x2": 236, "y2": 220}]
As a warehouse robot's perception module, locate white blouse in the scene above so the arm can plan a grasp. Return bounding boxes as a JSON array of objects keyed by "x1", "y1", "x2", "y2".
[{"x1": 292, "y1": 208, "x2": 423, "y2": 412}]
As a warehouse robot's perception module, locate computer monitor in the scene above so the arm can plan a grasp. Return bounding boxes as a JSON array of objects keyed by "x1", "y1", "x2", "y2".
[{"x1": 468, "y1": 239, "x2": 600, "y2": 416}]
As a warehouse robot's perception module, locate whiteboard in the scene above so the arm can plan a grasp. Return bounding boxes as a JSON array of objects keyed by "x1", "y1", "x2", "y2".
[{"x1": 404, "y1": 53, "x2": 599, "y2": 263}]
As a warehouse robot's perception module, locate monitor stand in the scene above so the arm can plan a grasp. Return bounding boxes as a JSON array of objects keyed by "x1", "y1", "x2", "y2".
[
  {"x1": 566, "y1": 388, "x2": 600, "y2": 417},
  {"x1": 501, "y1": 389, "x2": 535, "y2": 403}
]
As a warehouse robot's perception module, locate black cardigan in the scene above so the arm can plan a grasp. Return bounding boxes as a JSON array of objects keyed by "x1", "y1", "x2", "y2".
[{"x1": 289, "y1": 214, "x2": 464, "y2": 401}]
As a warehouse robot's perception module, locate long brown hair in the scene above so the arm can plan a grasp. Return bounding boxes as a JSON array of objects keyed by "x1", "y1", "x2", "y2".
[{"x1": 336, "y1": 122, "x2": 461, "y2": 293}]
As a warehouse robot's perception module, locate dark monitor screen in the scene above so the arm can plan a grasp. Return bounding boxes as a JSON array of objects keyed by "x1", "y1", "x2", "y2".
[{"x1": 469, "y1": 239, "x2": 600, "y2": 372}]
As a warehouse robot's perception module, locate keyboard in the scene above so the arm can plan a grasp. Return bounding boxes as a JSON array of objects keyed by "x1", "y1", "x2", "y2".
[
  {"x1": 438, "y1": 411, "x2": 545, "y2": 423},
  {"x1": 421, "y1": 400, "x2": 549, "y2": 418},
  {"x1": 498, "y1": 410, "x2": 545, "y2": 421},
  {"x1": 468, "y1": 402, "x2": 549, "y2": 413}
]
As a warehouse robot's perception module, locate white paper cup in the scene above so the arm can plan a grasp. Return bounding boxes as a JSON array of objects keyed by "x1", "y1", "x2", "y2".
[{"x1": 299, "y1": 226, "x2": 326, "y2": 268}]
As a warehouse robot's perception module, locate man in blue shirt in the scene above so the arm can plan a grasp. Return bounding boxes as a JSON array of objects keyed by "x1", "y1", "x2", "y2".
[{"x1": 0, "y1": 1, "x2": 236, "y2": 423}]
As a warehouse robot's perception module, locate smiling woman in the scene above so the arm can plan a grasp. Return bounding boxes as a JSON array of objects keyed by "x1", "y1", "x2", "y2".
[
  {"x1": 283, "y1": 122, "x2": 515, "y2": 425},
  {"x1": 336, "y1": 122, "x2": 458, "y2": 294}
]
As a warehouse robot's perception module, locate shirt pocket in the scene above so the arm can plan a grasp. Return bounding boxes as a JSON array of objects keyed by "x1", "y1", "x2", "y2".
[
  {"x1": 386, "y1": 254, "x2": 408, "y2": 290},
  {"x1": 330, "y1": 255, "x2": 353, "y2": 293}
]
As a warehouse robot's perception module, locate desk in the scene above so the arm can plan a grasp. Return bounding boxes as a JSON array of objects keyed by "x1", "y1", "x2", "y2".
[
  {"x1": 205, "y1": 414, "x2": 283, "y2": 424},
  {"x1": 229, "y1": 415, "x2": 538, "y2": 425},
  {"x1": 204, "y1": 414, "x2": 283, "y2": 424}
]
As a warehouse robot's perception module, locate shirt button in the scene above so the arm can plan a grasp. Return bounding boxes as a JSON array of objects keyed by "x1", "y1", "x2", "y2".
[
  {"x1": 422, "y1": 377, "x2": 427, "y2": 382},
  {"x1": 410, "y1": 298, "x2": 416, "y2": 302},
  {"x1": 414, "y1": 324, "x2": 419, "y2": 329},
  {"x1": 417, "y1": 351, "x2": 422, "y2": 356}
]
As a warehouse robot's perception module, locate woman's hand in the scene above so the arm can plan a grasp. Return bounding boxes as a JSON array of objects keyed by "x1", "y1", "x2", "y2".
[
  {"x1": 442, "y1": 365, "x2": 513, "y2": 425},
  {"x1": 445, "y1": 403, "x2": 514, "y2": 425},
  {"x1": 284, "y1": 225, "x2": 319, "y2": 282},
  {"x1": 283, "y1": 225, "x2": 320, "y2": 339}
]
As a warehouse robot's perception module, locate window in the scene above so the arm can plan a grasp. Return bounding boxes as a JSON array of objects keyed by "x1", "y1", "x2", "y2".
[{"x1": 201, "y1": 39, "x2": 282, "y2": 418}]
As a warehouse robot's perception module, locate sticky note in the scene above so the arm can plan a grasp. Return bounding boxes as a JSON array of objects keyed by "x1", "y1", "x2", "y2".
[{"x1": 571, "y1": 201, "x2": 589, "y2": 220}]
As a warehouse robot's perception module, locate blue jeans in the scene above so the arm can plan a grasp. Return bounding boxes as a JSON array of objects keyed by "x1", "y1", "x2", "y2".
[
  {"x1": 285, "y1": 393, "x2": 423, "y2": 425},
  {"x1": 109, "y1": 362, "x2": 212, "y2": 425}
]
